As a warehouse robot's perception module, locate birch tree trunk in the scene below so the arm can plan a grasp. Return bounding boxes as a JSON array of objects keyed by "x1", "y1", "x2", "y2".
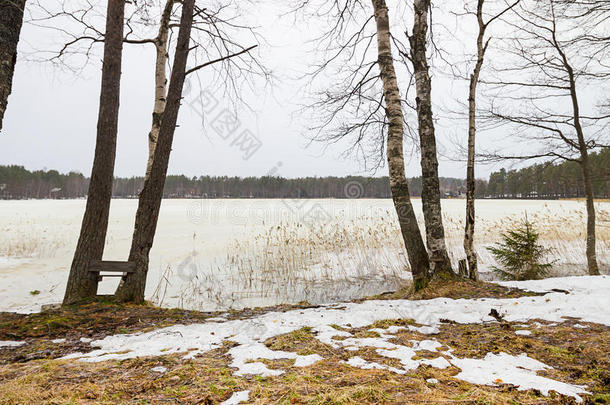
[
  {"x1": 0, "y1": 0, "x2": 26, "y2": 132},
  {"x1": 409, "y1": 0, "x2": 453, "y2": 276},
  {"x1": 372, "y1": 0, "x2": 430, "y2": 288},
  {"x1": 63, "y1": 0, "x2": 125, "y2": 304},
  {"x1": 145, "y1": 0, "x2": 174, "y2": 180},
  {"x1": 464, "y1": 0, "x2": 487, "y2": 281},
  {"x1": 115, "y1": 0, "x2": 195, "y2": 303}
]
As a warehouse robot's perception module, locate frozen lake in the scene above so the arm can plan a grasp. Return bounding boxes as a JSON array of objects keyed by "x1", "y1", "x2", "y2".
[{"x1": 0, "y1": 198, "x2": 608, "y2": 313}]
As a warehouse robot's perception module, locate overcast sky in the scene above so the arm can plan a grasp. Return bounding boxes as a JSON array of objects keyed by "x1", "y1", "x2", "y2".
[{"x1": 0, "y1": 0, "x2": 545, "y2": 180}]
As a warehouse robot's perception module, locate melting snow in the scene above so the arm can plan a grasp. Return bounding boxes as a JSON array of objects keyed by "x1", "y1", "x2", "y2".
[
  {"x1": 221, "y1": 390, "x2": 249, "y2": 405},
  {"x1": 337, "y1": 326, "x2": 586, "y2": 402},
  {"x1": 515, "y1": 330, "x2": 532, "y2": 336},
  {"x1": 63, "y1": 276, "x2": 608, "y2": 402},
  {"x1": 227, "y1": 344, "x2": 323, "y2": 377},
  {"x1": 452, "y1": 352, "x2": 589, "y2": 402},
  {"x1": 343, "y1": 356, "x2": 406, "y2": 374},
  {"x1": 0, "y1": 341, "x2": 26, "y2": 348},
  {"x1": 294, "y1": 354, "x2": 323, "y2": 367}
]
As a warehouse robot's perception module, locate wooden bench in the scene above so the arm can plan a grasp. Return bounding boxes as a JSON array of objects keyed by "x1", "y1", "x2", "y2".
[{"x1": 89, "y1": 260, "x2": 136, "y2": 281}]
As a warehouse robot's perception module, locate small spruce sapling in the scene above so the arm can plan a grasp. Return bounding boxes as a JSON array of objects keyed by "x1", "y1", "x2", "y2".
[{"x1": 487, "y1": 216, "x2": 553, "y2": 281}]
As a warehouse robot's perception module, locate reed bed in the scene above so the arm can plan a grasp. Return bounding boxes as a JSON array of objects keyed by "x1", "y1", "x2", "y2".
[
  {"x1": 0, "y1": 230, "x2": 66, "y2": 258},
  {"x1": 162, "y1": 207, "x2": 609, "y2": 310},
  {"x1": 0, "y1": 200, "x2": 606, "y2": 310}
]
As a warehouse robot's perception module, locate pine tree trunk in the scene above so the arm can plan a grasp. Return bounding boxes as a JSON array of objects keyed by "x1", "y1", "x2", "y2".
[
  {"x1": 372, "y1": 0, "x2": 430, "y2": 288},
  {"x1": 0, "y1": 0, "x2": 26, "y2": 132},
  {"x1": 63, "y1": 0, "x2": 125, "y2": 305},
  {"x1": 145, "y1": 0, "x2": 173, "y2": 179},
  {"x1": 409, "y1": 0, "x2": 453, "y2": 276},
  {"x1": 114, "y1": 0, "x2": 194, "y2": 303},
  {"x1": 464, "y1": 0, "x2": 486, "y2": 282}
]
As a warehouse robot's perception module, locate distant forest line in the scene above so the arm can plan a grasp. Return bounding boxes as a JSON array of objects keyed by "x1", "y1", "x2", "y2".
[{"x1": 1, "y1": 148, "x2": 608, "y2": 200}]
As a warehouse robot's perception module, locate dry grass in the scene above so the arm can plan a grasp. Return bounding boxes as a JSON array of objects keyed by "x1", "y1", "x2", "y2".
[
  {"x1": 1, "y1": 296, "x2": 608, "y2": 404},
  {"x1": 2, "y1": 319, "x2": 607, "y2": 404},
  {"x1": 0, "y1": 231, "x2": 66, "y2": 258}
]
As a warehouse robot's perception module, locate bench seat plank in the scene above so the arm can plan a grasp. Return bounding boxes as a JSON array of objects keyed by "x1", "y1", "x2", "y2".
[{"x1": 89, "y1": 260, "x2": 136, "y2": 273}]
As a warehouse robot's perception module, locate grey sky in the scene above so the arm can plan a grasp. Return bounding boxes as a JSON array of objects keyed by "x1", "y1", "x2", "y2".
[{"x1": 0, "y1": 0, "x2": 556, "y2": 180}]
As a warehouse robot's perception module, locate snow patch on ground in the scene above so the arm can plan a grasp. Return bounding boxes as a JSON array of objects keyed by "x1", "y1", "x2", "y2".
[
  {"x1": 337, "y1": 327, "x2": 586, "y2": 402},
  {"x1": 294, "y1": 354, "x2": 324, "y2": 367},
  {"x1": 227, "y1": 343, "x2": 323, "y2": 376},
  {"x1": 0, "y1": 341, "x2": 26, "y2": 348},
  {"x1": 452, "y1": 352, "x2": 589, "y2": 402},
  {"x1": 499, "y1": 276, "x2": 599, "y2": 295},
  {"x1": 221, "y1": 390, "x2": 249, "y2": 405},
  {"x1": 334, "y1": 331, "x2": 452, "y2": 373},
  {"x1": 343, "y1": 356, "x2": 406, "y2": 374},
  {"x1": 515, "y1": 330, "x2": 532, "y2": 336},
  {"x1": 63, "y1": 276, "x2": 608, "y2": 402}
]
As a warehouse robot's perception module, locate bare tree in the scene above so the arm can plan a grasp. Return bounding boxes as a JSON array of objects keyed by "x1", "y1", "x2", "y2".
[
  {"x1": 144, "y1": 0, "x2": 174, "y2": 180},
  {"x1": 372, "y1": 0, "x2": 430, "y2": 288},
  {"x1": 406, "y1": 0, "x2": 453, "y2": 276},
  {"x1": 460, "y1": 0, "x2": 519, "y2": 281},
  {"x1": 481, "y1": 0, "x2": 610, "y2": 275},
  {"x1": 132, "y1": 1, "x2": 264, "y2": 180},
  {"x1": 292, "y1": 0, "x2": 431, "y2": 287},
  {"x1": 27, "y1": 0, "x2": 266, "y2": 181},
  {"x1": 63, "y1": 0, "x2": 125, "y2": 304},
  {"x1": 114, "y1": 0, "x2": 195, "y2": 303},
  {"x1": 0, "y1": 0, "x2": 27, "y2": 132}
]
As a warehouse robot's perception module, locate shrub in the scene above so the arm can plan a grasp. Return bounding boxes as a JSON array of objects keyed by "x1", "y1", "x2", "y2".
[{"x1": 487, "y1": 216, "x2": 553, "y2": 281}]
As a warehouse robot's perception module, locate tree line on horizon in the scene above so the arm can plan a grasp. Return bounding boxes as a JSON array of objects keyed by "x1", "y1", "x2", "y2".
[
  {"x1": 0, "y1": 147, "x2": 607, "y2": 200},
  {"x1": 486, "y1": 148, "x2": 609, "y2": 199},
  {"x1": 0, "y1": 165, "x2": 473, "y2": 199}
]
